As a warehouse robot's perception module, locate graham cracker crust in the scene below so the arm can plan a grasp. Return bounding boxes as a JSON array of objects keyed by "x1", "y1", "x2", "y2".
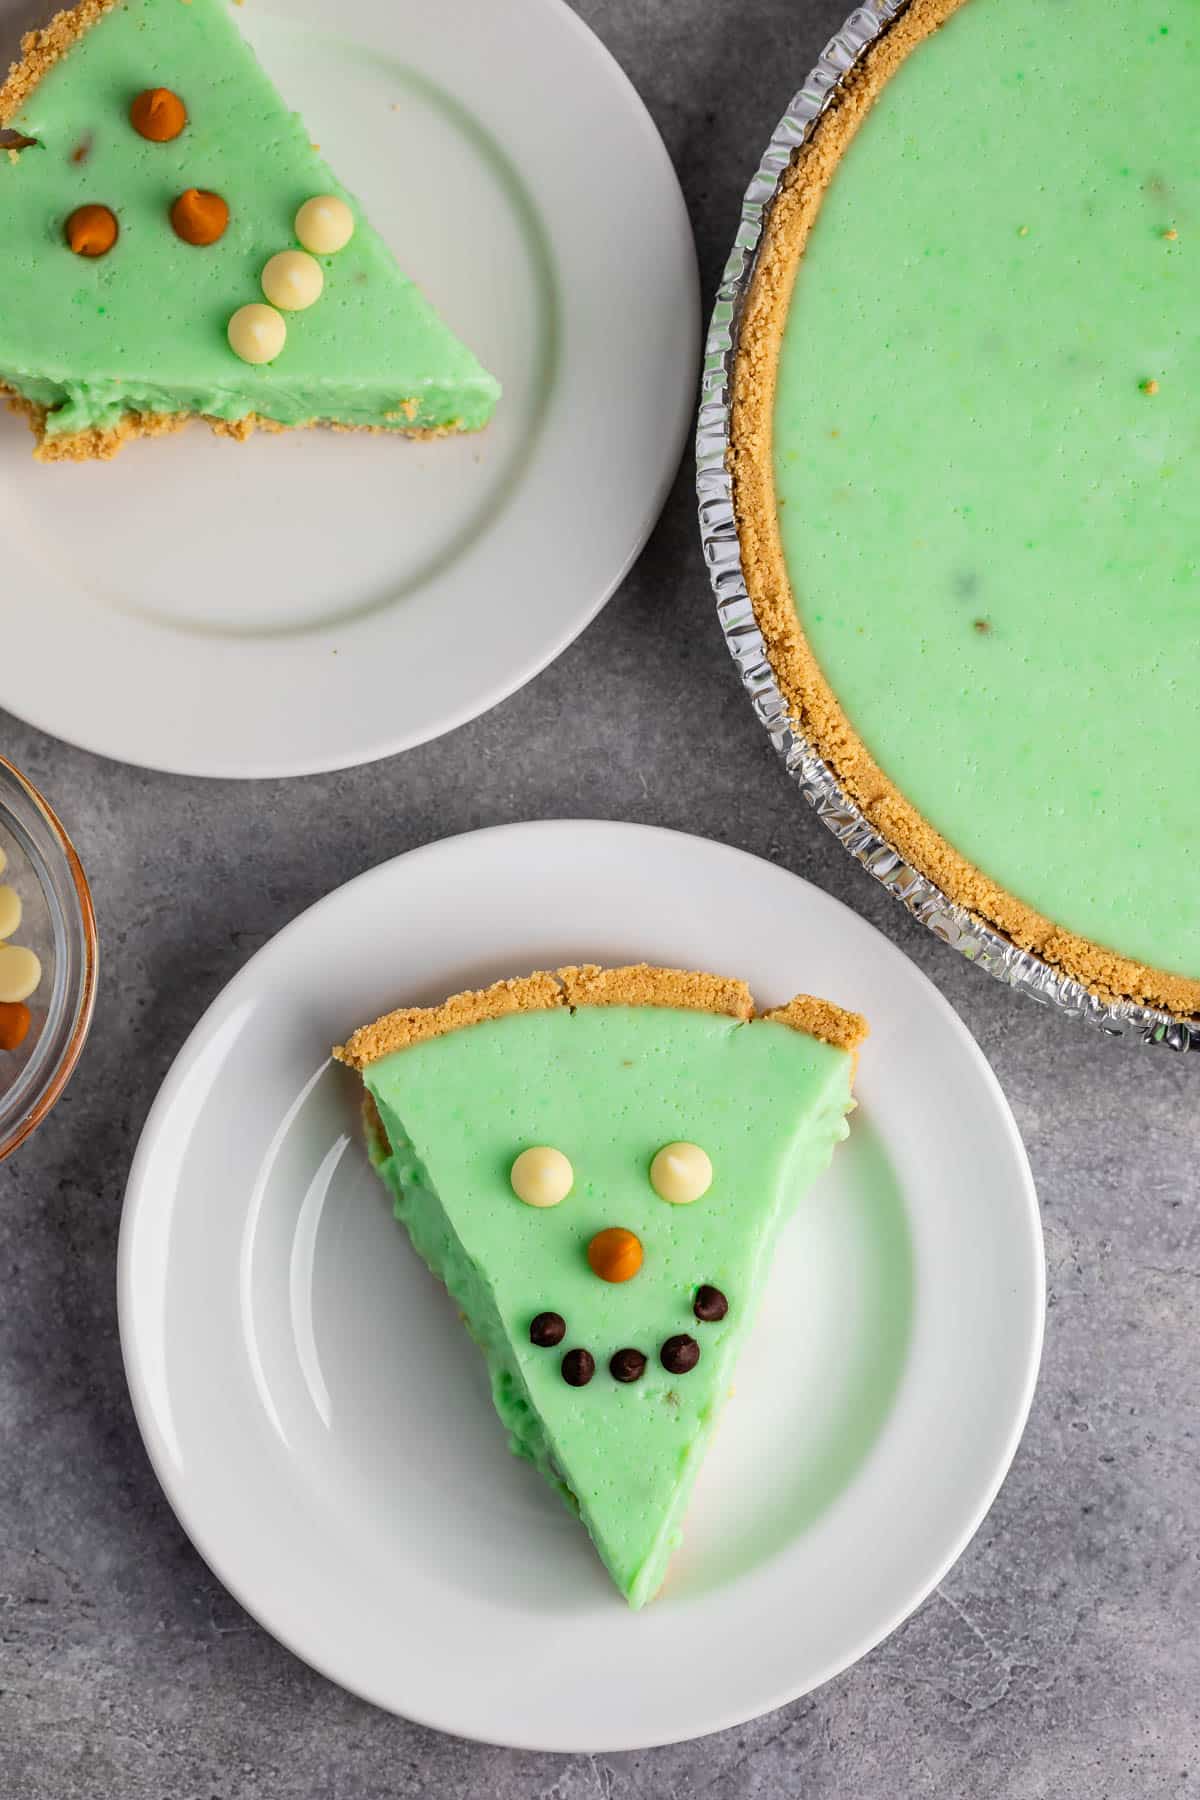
[
  {"x1": 0, "y1": 0, "x2": 114, "y2": 123},
  {"x1": 556, "y1": 963, "x2": 753, "y2": 1020},
  {"x1": 361, "y1": 1092, "x2": 388, "y2": 1162},
  {"x1": 333, "y1": 963, "x2": 868, "y2": 1071},
  {"x1": 729, "y1": 0, "x2": 1200, "y2": 1019},
  {"x1": 1, "y1": 385, "x2": 471, "y2": 461}
]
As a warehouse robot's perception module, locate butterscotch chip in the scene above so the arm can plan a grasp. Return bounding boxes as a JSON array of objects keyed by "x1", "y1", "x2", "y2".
[
  {"x1": 170, "y1": 188, "x2": 228, "y2": 245},
  {"x1": 586, "y1": 1228, "x2": 643, "y2": 1284},
  {"x1": 65, "y1": 202, "x2": 117, "y2": 256},
  {"x1": 0, "y1": 1002, "x2": 31, "y2": 1052},
  {"x1": 129, "y1": 86, "x2": 186, "y2": 141}
]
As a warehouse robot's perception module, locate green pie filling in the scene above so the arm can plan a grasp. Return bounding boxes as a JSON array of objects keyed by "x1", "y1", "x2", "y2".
[
  {"x1": 360, "y1": 1000, "x2": 857, "y2": 1608},
  {"x1": 0, "y1": 0, "x2": 499, "y2": 444},
  {"x1": 772, "y1": 0, "x2": 1200, "y2": 982}
]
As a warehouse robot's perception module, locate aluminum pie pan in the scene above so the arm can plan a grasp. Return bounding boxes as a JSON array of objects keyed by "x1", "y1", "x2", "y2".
[{"x1": 695, "y1": 0, "x2": 1198, "y2": 1053}]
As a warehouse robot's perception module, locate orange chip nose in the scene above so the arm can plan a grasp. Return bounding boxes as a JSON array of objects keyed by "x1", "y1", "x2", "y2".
[{"x1": 587, "y1": 1227, "x2": 643, "y2": 1284}]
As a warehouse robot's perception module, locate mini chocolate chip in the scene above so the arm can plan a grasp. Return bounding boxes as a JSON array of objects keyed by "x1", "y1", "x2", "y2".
[
  {"x1": 693, "y1": 1284, "x2": 728, "y2": 1323},
  {"x1": 562, "y1": 1347, "x2": 595, "y2": 1387},
  {"x1": 661, "y1": 1334, "x2": 700, "y2": 1375},
  {"x1": 530, "y1": 1311, "x2": 566, "y2": 1348},
  {"x1": 610, "y1": 1347, "x2": 647, "y2": 1383}
]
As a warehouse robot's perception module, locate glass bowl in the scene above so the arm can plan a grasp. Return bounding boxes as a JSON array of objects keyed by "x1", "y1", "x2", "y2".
[{"x1": 0, "y1": 756, "x2": 98, "y2": 1160}]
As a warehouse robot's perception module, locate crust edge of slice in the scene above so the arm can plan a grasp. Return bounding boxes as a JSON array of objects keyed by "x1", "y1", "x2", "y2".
[
  {"x1": 334, "y1": 962, "x2": 868, "y2": 1071},
  {"x1": 1, "y1": 386, "x2": 482, "y2": 461}
]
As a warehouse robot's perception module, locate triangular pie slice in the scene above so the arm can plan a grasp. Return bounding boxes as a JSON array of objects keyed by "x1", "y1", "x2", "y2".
[
  {"x1": 334, "y1": 963, "x2": 867, "y2": 1608},
  {"x1": 0, "y1": 0, "x2": 500, "y2": 459}
]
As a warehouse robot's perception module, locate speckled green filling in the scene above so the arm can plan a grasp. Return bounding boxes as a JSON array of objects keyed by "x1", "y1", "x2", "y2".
[{"x1": 773, "y1": 0, "x2": 1200, "y2": 979}]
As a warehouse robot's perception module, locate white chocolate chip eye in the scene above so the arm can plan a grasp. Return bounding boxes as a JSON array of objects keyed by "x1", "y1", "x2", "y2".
[
  {"x1": 650, "y1": 1142, "x2": 712, "y2": 1205},
  {"x1": 510, "y1": 1146, "x2": 573, "y2": 1208}
]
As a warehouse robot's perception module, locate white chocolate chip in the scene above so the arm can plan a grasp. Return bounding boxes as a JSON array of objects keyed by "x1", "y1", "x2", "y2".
[
  {"x1": 227, "y1": 303, "x2": 286, "y2": 365},
  {"x1": 650, "y1": 1142, "x2": 713, "y2": 1205},
  {"x1": 0, "y1": 884, "x2": 21, "y2": 939},
  {"x1": 294, "y1": 194, "x2": 354, "y2": 255},
  {"x1": 0, "y1": 943, "x2": 41, "y2": 1003},
  {"x1": 261, "y1": 249, "x2": 324, "y2": 311},
  {"x1": 510, "y1": 1146, "x2": 573, "y2": 1208}
]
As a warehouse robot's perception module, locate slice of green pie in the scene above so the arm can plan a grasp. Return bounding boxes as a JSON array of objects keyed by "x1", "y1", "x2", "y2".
[
  {"x1": 334, "y1": 963, "x2": 867, "y2": 1609},
  {"x1": 0, "y1": 0, "x2": 499, "y2": 459}
]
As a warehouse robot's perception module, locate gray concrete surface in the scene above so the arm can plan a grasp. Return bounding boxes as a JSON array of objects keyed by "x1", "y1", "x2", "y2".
[{"x1": 2, "y1": 0, "x2": 1198, "y2": 1794}]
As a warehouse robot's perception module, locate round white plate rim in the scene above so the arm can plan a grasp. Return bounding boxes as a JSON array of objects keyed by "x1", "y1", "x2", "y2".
[
  {"x1": 0, "y1": 0, "x2": 699, "y2": 778},
  {"x1": 118, "y1": 820, "x2": 1045, "y2": 1749}
]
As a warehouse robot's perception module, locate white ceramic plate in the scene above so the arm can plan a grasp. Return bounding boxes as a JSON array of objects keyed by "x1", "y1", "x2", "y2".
[
  {"x1": 0, "y1": 0, "x2": 697, "y2": 777},
  {"x1": 119, "y1": 821, "x2": 1044, "y2": 1751}
]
